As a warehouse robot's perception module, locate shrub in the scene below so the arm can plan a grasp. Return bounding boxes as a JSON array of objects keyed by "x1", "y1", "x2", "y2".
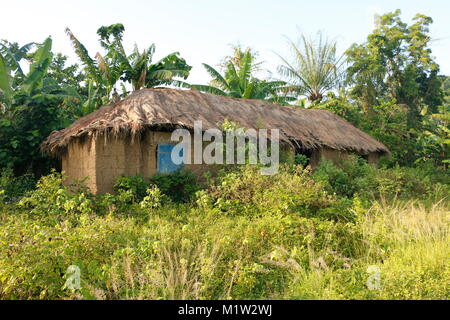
[
  {"x1": 0, "y1": 211, "x2": 142, "y2": 299},
  {"x1": 294, "y1": 154, "x2": 309, "y2": 167},
  {"x1": 0, "y1": 168, "x2": 36, "y2": 201},
  {"x1": 203, "y1": 165, "x2": 357, "y2": 221},
  {"x1": 113, "y1": 170, "x2": 200, "y2": 204},
  {"x1": 313, "y1": 157, "x2": 450, "y2": 200},
  {"x1": 149, "y1": 169, "x2": 200, "y2": 203},
  {"x1": 313, "y1": 157, "x2": 376, "y2": 198},
  {"x1": 17, "y1": 171, "x2": 94, "y2": 222},
  {"x1": 140, "y1": 186, "x2": 168, "y2": 210},
  {"x1": 114, "y1": 174, "x2": 149, "y2": 203}
]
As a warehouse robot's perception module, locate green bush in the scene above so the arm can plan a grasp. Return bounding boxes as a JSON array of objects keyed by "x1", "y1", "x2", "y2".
[
  {"x1": 313, "y1": 157, "x2": 449, "y2": 200},
  {"x1": 17, "y1": 171, "x2": 94, "y2": 222},
  {"x1": 140, "y1": 185, "x2": 168, "y2": 210},
  {"x1": 0, "y1": 168, "x2": 36, "y2": 201},
  {"x1": 113, "y1": 170, "x2": 200, "y2": 204},
  {"x1": 205, "y1": 165, "x2": 332, "y2": 216},
  {"x1": 149, "y1": 169, "x2": 200, "y2": 203},
  {"x1": 114, "y1": 174, "x2": 149, "y2": 203},
  {"x1": 294, "y1": 154, "x2": 310, "y2": 167}
]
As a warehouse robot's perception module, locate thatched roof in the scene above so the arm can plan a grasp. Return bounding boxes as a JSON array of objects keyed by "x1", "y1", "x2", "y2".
[{"x1": 42, "y1": 88, "x2": 389, "y2": 156}]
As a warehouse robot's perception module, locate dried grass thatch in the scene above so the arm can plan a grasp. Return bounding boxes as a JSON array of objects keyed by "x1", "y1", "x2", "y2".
[{"x1": 41, "y1": 88, "x2": 389, "y2": 156}]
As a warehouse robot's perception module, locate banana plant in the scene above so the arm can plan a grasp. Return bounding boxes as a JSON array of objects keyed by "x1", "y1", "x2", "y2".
[
  {"x1": 81, "y1": 79, "x2": 100, "y2": 115},
  {"x1": 0, "y1": 38, "x2": 54, "y2": 108},
  {"x1": 66, "y1": 24, "x2": 192, "y2": 106},
  {"x1": 0, "y1": 53, "x2": 13, "y2": 107},
  {"x1": 21, "y1": 38, "x2": 53, "y2": 95},
  {"x1": 0, "y1": 37, "x2": 81, "y2": 174},
  {"x1": 190, "y1": 48, "x2": 294, "y2": 104},
  {"x1": 114, "y1": 43, "x2": 191, "y2": 91},
  {"x1": 65, "y1": 28, "x2": 102, "y2": 86},
  {"x1": 0, "y1": 41, "x2": 35, "y2": 85}
]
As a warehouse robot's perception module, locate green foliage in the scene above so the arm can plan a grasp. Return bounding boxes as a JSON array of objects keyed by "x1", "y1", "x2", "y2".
[
  {"x1": 313, "y1": 157, "x2": 449, "y2": 200},
  {"x1": 0, "y1": 38, "x2": 80, "y2": 176},
  {"x1": 0, "y1": 164, "x2": 447, "y2": 300},
  {"x1": 287, "y1": 199, "x2": 449, "y2": 300},
  {"x1": 415, "y1": 105, "x2": 450, "y2": 167},
  {"x1": 205, "y1": 165, "x2": 331, "y2": 216},
  {"x1": 66, "y1": 23, "x2": 191, "y2": 108},
  {"x1": 337, "y1": 10, "x2": 449, "y2": 168},
  {"x1": 114, "y1": 174, "x2": 149, "y2": 203},
  {"x1": 16, "y1": 171, "x2": 93, "y2": 225},
  {"x1": 113, "y1": 170, "x2": 200, "y2": 204},
  {"x1": 0, "y1": 168, "x2": 35, "y2": 201},
  {"x1": 277, "y1": 31, "x2": 344, "y2": 104},
  {"x1": 140, "y1": 186, "x2": 167, "y2": 210},
  {"x1": 149, "y1": 169, "x2": 200, "y2": 203},
  {"x1": 346, "y1": 10, "x2": 443, "y2": 128},
  {"x1": 318, "y1": 91, "x2": 449, "y2": 168},
  {"x1": 294, "y1": 154, "x2": 309, "y2": 167},
  {"x1": 0, "y1": 53, "x2": 12, "y2": 106},
  {"x1": 190, "y1": 47, "x2": 294, "y2": 104}
]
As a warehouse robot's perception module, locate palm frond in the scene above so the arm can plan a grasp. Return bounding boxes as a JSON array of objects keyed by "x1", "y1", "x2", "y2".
[
  {"x1": 65, "y1": 28, "x2": 101, "y2": 84},
  {"x1": 189, "y1": 84, "x2": 228, "y2": 96},
  {"x1": 278, "y1": 32, "x2": 344, "y2": 103},
  {"x1": 202, "y1": 63, "x2": 230, "y2": 91}
]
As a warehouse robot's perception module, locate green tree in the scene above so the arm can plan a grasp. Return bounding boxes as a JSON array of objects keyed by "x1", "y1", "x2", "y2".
[
  {"x1": 47, "y1": 53, "x2": 89, "y2": 119},
  {"x1": 346, "y1": 10, "x2": 443, "y2": 129},
  {"x1": 190, "y1": 47, "x2": 293, "y2": 104},
  {"x1": 66, "y1": 23, "x2": 191, "y2": 109},
  {"x1": 0, "y1": 38, "x2": 76, "y2": 175},
  {"x1": 277, "y1": 32, "x2": 344, "y2": 105},
  {"x1": 120, "y1": 44, "x2": 191, "y2": 91}
]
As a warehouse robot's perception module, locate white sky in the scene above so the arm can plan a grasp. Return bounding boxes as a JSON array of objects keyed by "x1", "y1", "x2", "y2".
[{"x1": 1, "y1": 0, "x2": 449, "y2": 84}]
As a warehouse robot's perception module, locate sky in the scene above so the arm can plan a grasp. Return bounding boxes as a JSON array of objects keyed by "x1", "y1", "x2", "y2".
[{"x1": 1, "y1": 0, "x2": 449, "y2": 84}]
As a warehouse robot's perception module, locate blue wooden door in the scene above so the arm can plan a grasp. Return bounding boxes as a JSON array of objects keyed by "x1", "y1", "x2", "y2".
[{"x1": 157, "y1": 143, "x2": 184, "y2": 173}]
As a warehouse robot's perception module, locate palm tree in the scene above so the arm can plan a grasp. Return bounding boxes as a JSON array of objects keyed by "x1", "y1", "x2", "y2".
[
  {"x1": 65, "y1": 27, "x2": 123, "y2": 106},
  {"x1": 277, "y1": 32, "x2": 344, "y2": 104},
  {"x1": 190, "y1": 48, "x2": 293, "y2": 104},
  {"x1": 65, "y1": 24, "x2": 191, "y2": 108},
  {"x1": 119, "y1": 44, "x2": 191, "y2": 91}
]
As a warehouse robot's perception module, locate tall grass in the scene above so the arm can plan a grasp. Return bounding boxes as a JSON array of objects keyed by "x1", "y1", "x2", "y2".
[{"x1": 287, "y1": 199, "x2": 449, "y2": 299}]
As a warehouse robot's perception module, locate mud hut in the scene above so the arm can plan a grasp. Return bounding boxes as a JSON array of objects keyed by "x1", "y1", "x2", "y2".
[{"x1": 42, "y1": 88, "x2": 389, "y2": 193}]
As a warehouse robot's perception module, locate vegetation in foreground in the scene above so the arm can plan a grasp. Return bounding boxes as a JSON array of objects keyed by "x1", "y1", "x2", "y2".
[{"x1": 0, "y1": 159, "x2": 448, "y2": 300}]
